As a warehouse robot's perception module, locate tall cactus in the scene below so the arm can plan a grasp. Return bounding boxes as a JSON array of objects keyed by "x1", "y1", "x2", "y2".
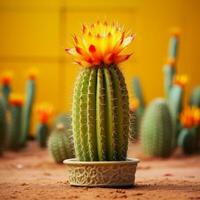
[
  {"x1": 168, "y1": 30, "x2": 179, "y2": 62},
  {"x1": 8, "y1": 94, "x2": 23, "y2": 150},
  {"x1": 0, "y1": 97, "x2": 6, "y2": 156},
  {"x1": 66, "y1": 21, "x2": 135, "y2": 161},
  {"x1": 20, "y1": 73, "x2": 36, "y2": 147},
  {"x1": 163, "y1": 59, "x2": 176, "y2": 98},
  {"x1": 131, "y1": 77, "x2": 145, "y2": 117},
  {"x1": 48, "y1": 124, "x2": 74, "y2": 163},
  {"x1": 141, "y1": 99, "x2": 174, "y2": 157},
  {"x1": 0, "y1": 71, "x2": 12, "y2": 108},
  {"x1": 189, "y1": 86, "x2": 200, "y2": 108}
]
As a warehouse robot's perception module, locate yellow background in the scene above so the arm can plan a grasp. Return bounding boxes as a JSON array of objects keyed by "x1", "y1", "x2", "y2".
[{"x1": 0, "y1": 0, "x2": 200, "y2": 115}]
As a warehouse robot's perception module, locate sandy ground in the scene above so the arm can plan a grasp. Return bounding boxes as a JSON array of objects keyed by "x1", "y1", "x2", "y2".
[{"x1": 0, "y1": 142, "x2": 200, "y2": 200}]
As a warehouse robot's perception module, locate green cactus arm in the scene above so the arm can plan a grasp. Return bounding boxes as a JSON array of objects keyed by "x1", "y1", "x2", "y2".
[
  {"x1": 2, "y1": 85, "x2": 11, "y2": 108},
  {"x1": 115, "y1": 67, "x2": 130, "y2": 159},
  {"x1": 104, "y1": 68, "x2": 117, "y2": 160},
  {"x1": 96, "y1": 68, "x2": 107, "y2": 161},
  {"x1": 79, "y1": 69, "x2": 91, "y2": 161},
  {"x1": 0, "y1": 98, "x2": 6, "y2": 155},
  {"x1": 87, "y1": 68, "x2": 98, "y2": 160},
  {"x1": 72, "y1": 70, "x2": 85, "y2": 160},
  {"x1": 168, "y1": 36, "x2": 178, "y2": 60}
]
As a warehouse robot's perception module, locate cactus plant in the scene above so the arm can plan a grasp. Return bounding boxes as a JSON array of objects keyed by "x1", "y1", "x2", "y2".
[
  {"x1": 163, "y1": 59, "x2": 176, "y2": 98},
  {"x1": 20, "y1": 72, "x2": 36, "y2": 147},
  {"x1": 7, "y1": 94, "x2": 23, "y2": 150},
  {"x1": 36, "y1": 103, "x2": 53, "y2": 148},
  {"x1": 131, "y1": 77, "x2": 145, "y2": 117},
  {"x1": 189, "y1": 86, "x2": 200, "y2": 108},
  {"x1": 141, "y1": 99, "x2": 174, "y2": 157},
  {"x1": 0, "y1": 71, "x2": 12, "y2": 108},
  {"x1": 48, "y1": 124, "x2": 74, "y2": 163},
  {"x1": 0, "y1": 97, "x2": 6, "y2": 156},
  {"x1": 53, "y1": 113, "x2": 72, "y2": 130},
  {"x1": 168, "y1": 30, "x2": 179, "y2": 61},
  {"x1": 66, "y1": 21, "x2": 135, "y2": 162}
]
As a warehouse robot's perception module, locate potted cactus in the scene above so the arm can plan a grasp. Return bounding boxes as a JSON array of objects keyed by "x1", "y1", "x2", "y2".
[{"x1": 63, "y1": 21, "x2": 139, "y2": 187}]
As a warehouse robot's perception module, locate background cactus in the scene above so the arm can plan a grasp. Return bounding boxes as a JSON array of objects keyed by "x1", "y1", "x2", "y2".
[
  {"x1": 21, "y1": 74, "x2": 36, "y2": 147},
  {"x1": 53, "y1": 113, "x2": 72, "y2": 130},
  {"x1": 7, "y1": 94, "x2": 23, "y2": 150},
  {"x1": 129, "y1": 109, "x2": 137, "y2": 141},
  {"x1": 36, "y1": 123, "x2": 49, "y2": 148},
  {"x1": 141, "y1": 99, "x2": 174, "y2": 157},
  {"x1": 0, "y1": 97, "x2": 7, "y2": 156},
  {"x1": 72, "y1": 66, "x2": 129, "y2": 161},
  {"x1": 178, "y1": 128, "x2": 196, "y2": 154},
  {"x1": 131, "y1": 77, "x2": 145, "y2": 118},
  {"x1": 189, "y1": 86, "x2": 200, "y2": 108},
  {"x1": 48, "y1": 124, "x2": 74, "y2": 163},
  {"x1": 168, "y1": 31, "x2": 179, "y2": 61}
]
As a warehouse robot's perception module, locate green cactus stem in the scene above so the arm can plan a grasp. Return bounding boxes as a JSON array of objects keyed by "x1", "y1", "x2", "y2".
[
  {"x1": 48, "y1": 124, "x2": 74, "y2": 163},
  {"x1": 141, "y1": 99, "x2": 174, "y2": 157},
  {"x1": 1, "y1": 85, "x2": 11, "y2": 109},
  {"x1": 21, "y1": 78, "x2": 36, "y2": 147},
  {"x1": 8, "y1": 104, "x2": 22, "y2": 150},
  {"x1": 178, "y1": 128, "x2": 196, "y2": 155},
  {"x1": 131, "y1": 77, "x2": 145, "y2": 117},
  {"x1": 72, "y1": 65, "x2": 129, "y2": 161},
  {"x1": 36, "y1": 123, "x2": 49, "y2": 148},
  {"x1": 168, "y1": 33, "x2": 179, "y2": 61},
  {"x1": 163, "y1": 62, "x2": 176, "y2": 98},
  {"x1": 0, "y1": 97, "x2": 6, "y2": 156},
  {"x1": 189, "y1": 86, "x2": 200, "y2": 108},
  {"x1": 129, "y1": 109, "x2": 138, "y2": 141}
]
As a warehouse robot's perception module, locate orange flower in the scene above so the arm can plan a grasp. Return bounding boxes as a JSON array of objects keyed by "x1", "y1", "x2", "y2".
[
  {"x1": 130, "y1": 98, "x2": 139, "y2": 111},
  {"x1": 166, "y1": 58, "x2": 176, "y2": 67},
  {"x1": 66, "y1": 21, "x2": 135, "y2": 67},
  {"x1": 9, "y1": 93, "x2": 24, "y2": 106},
  {"x1": 36, "y1": 103, "x2": 53, "y2": 124},
  {"x1": 27, "y1": 68, "x2": 38, "y2": 80},
  {"x1": 0, "y1": 71, "x2": 13, "y2": 86},
  {"x1": 170, "y1": 27, "x2": 181, "y2": 38},
  {"x1": 173, "y1": 74, "x2": 188, "y2": 87},
  {"x1": 180, "y1": 107, "x2": 200, "y2": 128}
]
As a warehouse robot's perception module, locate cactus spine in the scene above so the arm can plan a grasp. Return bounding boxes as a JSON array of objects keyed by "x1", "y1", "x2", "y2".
[
  {"x1": 72, "y1": 65, "x2": 129, "y2": 161},
  {"x1": 141, "y1": 99, "x2": 174, "y2": 157},
  {"x1": 131, "y1": 77, "x2": 145, "y2": 117},
  {"x1": 21, "y1": 78, "x2": 36, "y2": 146},
  {"x1": 0, "y1": 98, "x2": 6, "y2": 156},
  {"x1": 189, "y1": 86, "x2": 200, "y2": 108},
  {"x1": 129, "y1": 109, "x2": 138, "y2": 141},
  {"x1": 48, "y1": 124, "x2": 74, "y2": 163},
  {"x1": 36, "y1": 123, "x2": 49, "y2": 148}
]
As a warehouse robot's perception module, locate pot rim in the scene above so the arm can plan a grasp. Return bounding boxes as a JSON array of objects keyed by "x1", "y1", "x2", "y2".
[{"x1": 63, "y1": 157, "x2": 140, "y2": 165}]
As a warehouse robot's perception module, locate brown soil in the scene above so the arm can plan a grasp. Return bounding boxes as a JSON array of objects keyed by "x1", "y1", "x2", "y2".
[{"x1": 0, "y1": 142, "x2": 200, "y2": 200}]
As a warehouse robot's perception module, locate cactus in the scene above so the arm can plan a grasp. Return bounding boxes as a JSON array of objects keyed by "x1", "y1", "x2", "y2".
[
  {"x1": 189, "y1": 86, "x2": 200, "y2": 108},
  {"x1": 20, "y1": 76, "x2": 36, "y2": 147},
  {"x1": 48, "y1": 124, "x2": 74, "y2": 163},
  {"x1": 72, "y1": 66, "x2": 129, "y2": 161},
  {"x1": 36, "y1": 123, "x2": 49, "y2": 148},
  {"x1": 129, "y1": 109, "x2": 138, "y2": 141},
  {"x1": 168, "y1": 30, "x2": 179, "y2": 61},
  {"x1": 131, "y1": 77, "x2": 145, "y2": 117},
  {"x1": 163, "y1": 59, "x2": 176, "y2": 98},
  {"x1": 141, "y1": 99, "x2": 174, "y2": 157},
  {"x1": 0, "y1": 97, "x2": 6, "y2": 156},
  {"x1": 53, "y1": 113, "x2": 72, "y2": 130},
  {"x1": 178, "y1": 128, "x2": 195, "y2": 154},
  {"x1": 7, "y1": 94, "x2": 23, "y2": 150}
]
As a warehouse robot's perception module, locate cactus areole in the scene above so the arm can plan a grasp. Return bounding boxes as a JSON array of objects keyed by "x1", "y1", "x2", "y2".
[{"x1": 66, "y1": 22, "x2": 135, "y2": 162}]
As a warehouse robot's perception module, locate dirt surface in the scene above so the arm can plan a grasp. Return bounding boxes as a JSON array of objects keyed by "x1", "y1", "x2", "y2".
[{"x1": 0, "y1": 142, "x2": 200, "y2": 200}]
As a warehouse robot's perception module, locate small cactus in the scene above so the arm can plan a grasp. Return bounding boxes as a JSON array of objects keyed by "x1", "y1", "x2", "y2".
[
  {"x1": 37, "y1": 123, "x2": 49, "y2": 148},
  {"x1": 189, "y1": 86, "x2": 200, "y2": 108},
  {"x1": 0, "y1": 97, "x2": 6, "y2": 156},
  {"x1": 7, "y1": 94, "x2": 23, "y2": 150},
  {"x1": 66, "y1": 21, "x2": 134, "y2": 161},
  {"x1": 53, "y1": 113, "x2": 72, "y2": 130},
  {"x1": 21, "y1": 71, "x2": 36, "y2": 147},
  {"x1": 129, "y1": 109, "x2": 137, "y2": 141},
  {"x1": 48, "y1": 124, "x2": 74, "y2": 163},
  {"x1": 141, "y1": 99, "x2": 174, "y2": 157}
]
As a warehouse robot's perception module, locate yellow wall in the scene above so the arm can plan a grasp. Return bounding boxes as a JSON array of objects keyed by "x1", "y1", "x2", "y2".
[{"x1": 0, "y1": 0, "x2": 200, "y2": 115}]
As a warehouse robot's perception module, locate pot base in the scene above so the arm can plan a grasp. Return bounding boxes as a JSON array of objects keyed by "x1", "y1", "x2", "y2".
[{"x1": 63, "y1": 158, "x2": 139, "y2": 187}]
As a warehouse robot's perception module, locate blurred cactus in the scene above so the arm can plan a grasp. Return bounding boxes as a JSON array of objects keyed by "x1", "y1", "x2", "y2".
[
  {"x1": 8, "y1": 94, "x2": 23, "y2": 150},
  {"x1": 0, "y1": 71, "x2": 13, "y2": 108},
  {"x1": 36, "y1": 103, "x2": 53, "y2": 148},
  {"x1": 21, "y1": 70, "x2": 37, "y2": 147},
  {"x1": 48, "y1": 124, "x2": 74, "y2": 163},
  {"x1": 141, "y1": 99, "x2": 174, "y2": 157},
  {"x1": 131, "y1": 77, "x2": 145, "y2": 118},
  {"x1": 189, "y1": 86, "x2": 200, "y2": 108},
  {"x1": 53, "y1": 113, "x2": 72, "y2": 130},
  {"x1": 163, "y1": 59, "x2": 176, "y2": 98},
  {"x1": 0, "y1": 97, "x2": 7, "y2": 156},
  {"x1": 178, "y1": 107, "x2": 200, "y2": 154}
]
